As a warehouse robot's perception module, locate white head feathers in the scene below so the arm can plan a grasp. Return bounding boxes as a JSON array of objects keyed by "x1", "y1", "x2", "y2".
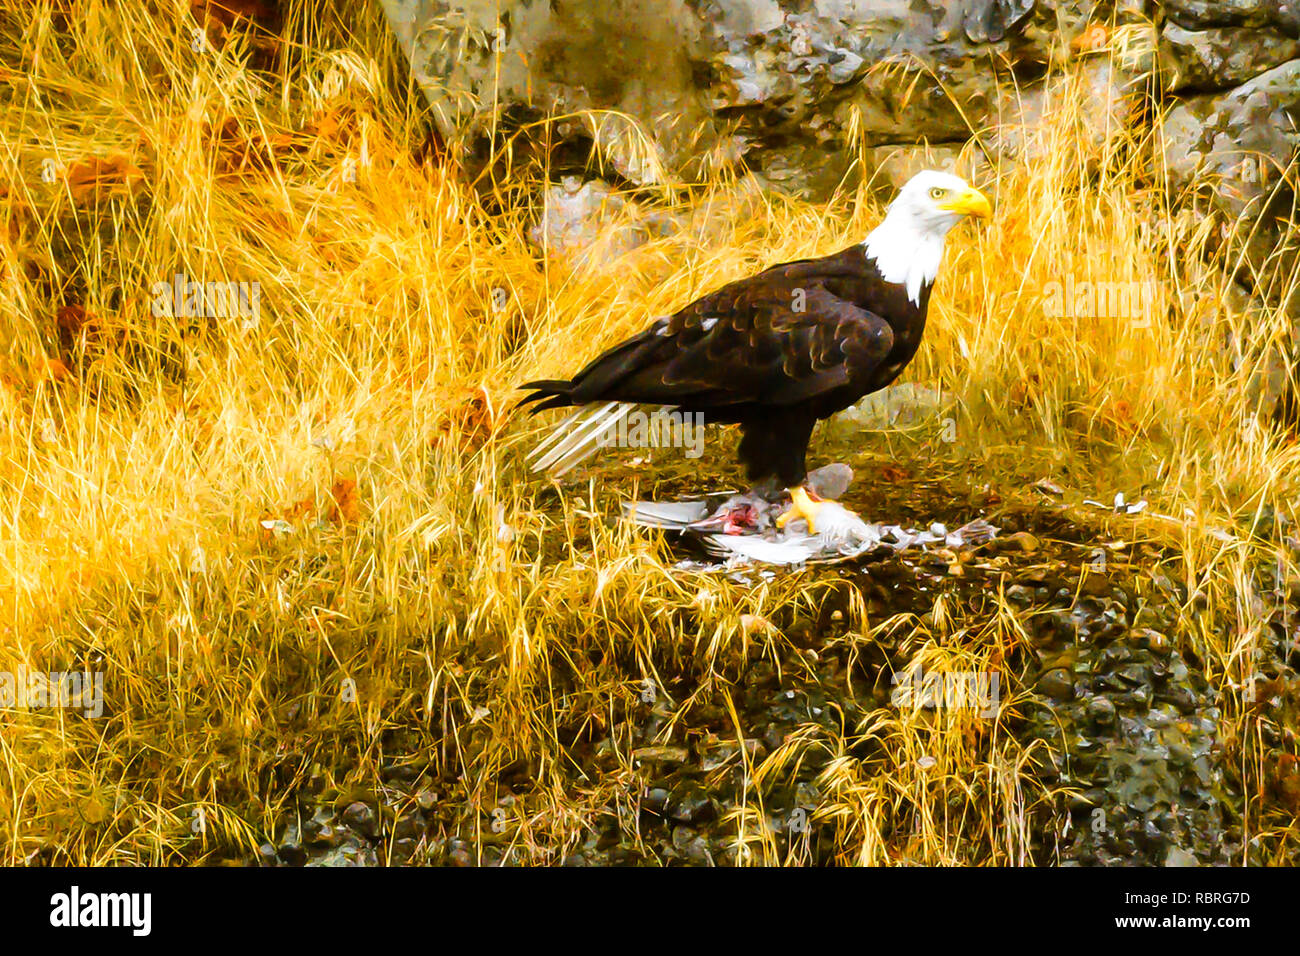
[{"x1": 862, "y1": 170, "x2": 991, "y2": 306}]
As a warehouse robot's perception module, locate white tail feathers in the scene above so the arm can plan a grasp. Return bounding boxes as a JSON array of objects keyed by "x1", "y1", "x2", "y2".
[
  {"x1": 621, "y1": 500, "x2": 711, "y2": 528},
  {"x1": 527, "y1": 402, "x2": 633, "y2": 477}
]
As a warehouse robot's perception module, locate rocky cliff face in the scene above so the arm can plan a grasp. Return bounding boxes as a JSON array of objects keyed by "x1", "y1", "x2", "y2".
[
  {"x1": 383, "y1": 1, "x2": 1300, "y2": 320},
  {"x1": 386, "y1": 0, "x2": 1101, "y2": 193},
  {"x1": 387, "y1": 1, "x2": 1295, "y2": 222}
]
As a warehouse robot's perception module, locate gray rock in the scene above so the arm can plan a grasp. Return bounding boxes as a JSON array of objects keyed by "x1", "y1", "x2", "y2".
[
  {"x1": 1160, "y1": 23, "x2": 1300, "y2": 92},
  {"x1": 379, "y1": 0, "x2": 1300, "y2": 208},
  {"x1": 1163, "y1": 57, "x2": 1300, "y2": 217},
  {"x1": 666, "y1": 781, "x2": 715, "y2": 824},
  {"x1": 1163, "y1": 0, "x2": 1300, "y2": 36},
  {"x1": 1037, "y1": 668, "x2": 1076, "y2": 701},
  {"x1": 304, "y1": 836, "x2": 380, "y2": 867},
  {"x1": 1161, "y1": 57, "x2": 1300, "y2": 274},
  {"x1": 379, "y1": 0, "x2": 1065, "y2": 198},
  {"x1": 377, "y1": 0, "x2": 1300, "y2": 404},
  {"x1": 1025, "y1": 609, "x2": 1232, "y2": 866},
  {"x1": 340, "y1": 800, "x2": 378, "y2": 838},
  {"x1": 1165, "y1": 844, "x2": 1200, "y2": 866}
]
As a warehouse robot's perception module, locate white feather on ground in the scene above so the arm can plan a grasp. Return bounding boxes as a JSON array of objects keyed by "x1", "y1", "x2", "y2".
[
  {"x1": 621, "y1": 463, "x2": 998, "y2": 568},
  {"x1": 621, "y1": 464, "x2": 853, "y2": 532},
  {"x1": 623, "y1": 500, "x2": 711, "y2": 528},
  {"x1": 699, "y1": 514, "x2": 997, "y2": 566}
]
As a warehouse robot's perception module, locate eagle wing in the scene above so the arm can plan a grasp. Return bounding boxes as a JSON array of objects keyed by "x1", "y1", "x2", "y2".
[
  {"x1": 558, "y1": 257, "x2": 897, "y2": 410},
  {"x1": 520, "y1": 251, "x2": 904, "y2": 476}
]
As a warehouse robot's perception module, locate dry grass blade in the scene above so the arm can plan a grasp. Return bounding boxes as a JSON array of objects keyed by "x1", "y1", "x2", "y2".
[{"x1": 0, "y1": 0, "x2": 1295, "y2": 867}]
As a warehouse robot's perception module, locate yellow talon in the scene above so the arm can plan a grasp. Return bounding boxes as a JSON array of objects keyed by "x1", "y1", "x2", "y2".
[{"x1": 776, "y1": 486, "x2": 823, "y2": 534}]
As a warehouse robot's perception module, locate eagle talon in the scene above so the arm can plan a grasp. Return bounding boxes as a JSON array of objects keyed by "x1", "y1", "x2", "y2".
[{"x1": 777, "y1": 486, "x2": 824, "y2": 534}]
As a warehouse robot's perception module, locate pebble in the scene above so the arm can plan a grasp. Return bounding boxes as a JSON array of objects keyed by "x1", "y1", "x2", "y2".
[
  {"x1": 1006, "y1": 584, "x2": 1034, "y2": 605},
  {"x1": 341, "y1": 801, "x2": 378, "y2": 837},
  {"x1": 1002, "y1": 531, "x2": 1040, "y2": 553},
  {"x1": 667, "y1": 782, "x2": 714, "y2": 824},
  {"x1": 276, "y1": 842, "x2": 307, "y2": 866},
  {"x1": 1037, "y1": 669, "x2": 1076, "y2": 701},
  {"x1": 1087, "y1": 695, "x2": 1117, "y2": 726}
]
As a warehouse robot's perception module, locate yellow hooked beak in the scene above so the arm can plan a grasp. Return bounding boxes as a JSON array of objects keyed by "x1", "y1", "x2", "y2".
[{"x1": 939, "y1": 186, "x2": 993, "y2": 220}]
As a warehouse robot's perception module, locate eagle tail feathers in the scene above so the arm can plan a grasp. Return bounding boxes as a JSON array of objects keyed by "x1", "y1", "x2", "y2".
[{"x1": 527, "y1": 401, "x2": 633, "y2": 476}]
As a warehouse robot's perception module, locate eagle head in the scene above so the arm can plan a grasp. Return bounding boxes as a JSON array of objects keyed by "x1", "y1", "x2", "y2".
[
  {"x1": 889, "y1": 170, "x2": 993, "y2": 236},
  {"x1": 864, "y1": 169, "x2": 993, "y2": 305}
]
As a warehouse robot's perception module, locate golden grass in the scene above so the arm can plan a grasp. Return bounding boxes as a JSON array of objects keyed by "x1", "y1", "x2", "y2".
[{"x1": 0, "y1": 0, "x2": 1297, "y2": 864}]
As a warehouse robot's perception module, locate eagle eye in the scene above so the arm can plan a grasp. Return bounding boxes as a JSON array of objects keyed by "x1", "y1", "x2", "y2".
[{"x1": 928, "y1": 186, "x2": 947, "y2": 200}]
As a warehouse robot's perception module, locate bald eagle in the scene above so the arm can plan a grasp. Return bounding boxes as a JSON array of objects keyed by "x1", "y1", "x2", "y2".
[{"x1": 518, "y1": 170, "x2": 991, "y2": 530}]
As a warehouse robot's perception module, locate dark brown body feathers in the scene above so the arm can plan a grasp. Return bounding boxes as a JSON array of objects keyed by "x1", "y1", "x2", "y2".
[{"x1": 520, "y1": 243, "x2": 931, "y2": 486}]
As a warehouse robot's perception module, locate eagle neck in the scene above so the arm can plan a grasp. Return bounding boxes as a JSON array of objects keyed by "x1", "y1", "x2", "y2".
[{"x1": 861, "y1": 212, "x2": 946, "y2": 307}]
